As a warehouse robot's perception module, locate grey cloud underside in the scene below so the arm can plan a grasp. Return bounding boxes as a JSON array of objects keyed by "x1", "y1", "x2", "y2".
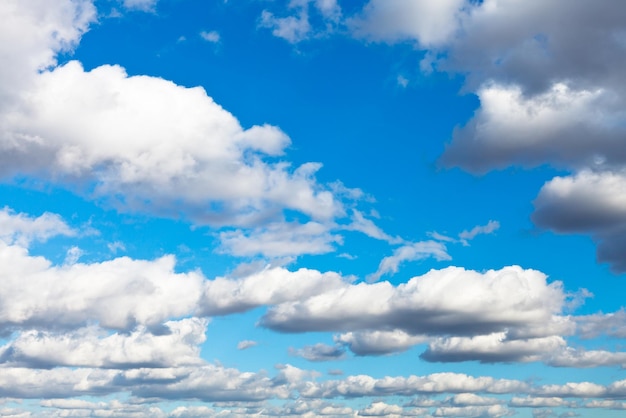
[
  {"x1": 259, "y1": 266, "x2": 564, "y2": 338},
  {"x1": 442, "y1": 1, "x2": 626, "y2": 94},
  {"x1": 532, "y1": 171, "x2": 626, "y2": 272},
  {"x1": 262, "y1": 308, "x2": 529, "y2": 336},
  {"x1": 418, "y1": 0, "x2": 626, "y2": 272},
  {"x1": 442, "y1": 119, "x2": 626, "y2": 175}
]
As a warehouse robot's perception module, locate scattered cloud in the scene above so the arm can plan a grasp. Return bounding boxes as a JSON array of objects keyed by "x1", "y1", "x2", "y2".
[
  {"x1": 237, "y1": 340, "x2": 258, "y2": 350},
  {"x1": 218, "y1": 221, "x2": 341, "y2": 258},
  {"x1": 259, "y1": 0, "x2": 342, "y2": 44},
  {"x1": 458, "y1": 220, "x2": 500, "y2": 245},
  {"x1": 121, "y1": 0, "x2": 158, "y2": 12},
  {"x1": 0, "y1": 207, "x2": 75, "y2": 246},
  {"x1": 367, "y1": 240, "x2": 450, "y2": 281},
  {"x1": 200, "y1": 30, "x2": 220, "y2": 43}
]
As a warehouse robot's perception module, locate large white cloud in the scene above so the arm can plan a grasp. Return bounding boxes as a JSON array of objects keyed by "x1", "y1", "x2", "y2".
[
  {"x1": 0, "y1": 0, "x2": 349, "y2": 236},
  {"x1": 0, "y1": 243, "x2": 204, "y2": 331},
  {"x1": 261, "y1": 266, "x2": 567, "y2": 337},
  {"x1": 1, "y1": 61, "x2": 341, "y2": 226}
]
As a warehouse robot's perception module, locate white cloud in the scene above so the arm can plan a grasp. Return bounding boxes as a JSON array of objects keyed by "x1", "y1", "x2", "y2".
[
  {"x1": 259, "y1": 9, "x2": 312, "y2": 44},
  {"x1": 367, "y1": 241, "x2": 450, "y2": 282},
  {"x1": 259, "y1": 0, "x2": 342, "y2": 44},
  {"x1": 358, "y1": 401, "x2": 404, "y2": 416},
  {"x1": 122, "y1": 0, "x2": 157, "y2": 12},
  {"x1": 200, "y1": 30, "x2": 220, "y2": 43},
  {"x1": 441, "y1": 83, "x2": 625, "y2": 173},
  {"x1": 300, "y1": 372, "x2": 529, "y2": 399},
  {"x1": 451, "y1": 393, "x2": 502, "y2": 406},
  {"x1": 348, "y1": 0, "x2": 465, "y2": 47},
  {"x1": 289, "y1": 343, "x2": 345, "y2": 362},
  {"x1": 546, "y1": 347, "x2": 626, "y2": 369},
  {"x1": 0, "y1": 318, "x2": 207, "y2": 368},
  {"x1": 343, "y1": 210, "x2": 403, "y2": 244},
  {"x1": 313, "y1": 0, "x2": 341, "y2": 22},
  {"x1": 533, "y1": 170, "x2": 626, "y2": 272},
  {"x1": 262, "y1": 266, "x2": 567, "y2": 340},
  {"x1": 201, "y1": 266, "x2": 348, "y2": 316},
  {"x1": 584, "y1": 400, "x2": 626, "y2": 410},
  {"x1": 0, "y1": 0, "x2": 95, "y2": 107},
  {"x1": 218, "y1": 221, "x2": 341, "y2": 258},
  {"x1": 0, "y1": 207, "x2": 75, "y2": 246},
  {"x1": 432, "y1": 404, "x2": 511, "y2": 417},
  {"x1": 576, "y1": 309, "x2": 626, "y2": 339},
  {"x1": 421, "y1": 333, "x2": 567, "y2": 363},
  {"x1": 458, "y1": 220, "x2": 500, "y2": 244},
  {"x1": 335, "y1": 329, "x2": 427, "y2": 356},
  {"x1": 509, "y1": 396, "x2": 575, "y2": 408},
  {"x1": 236, "y1": 340, "x2": 258, "y2": 350},
  {"x1": 0, "y1": 242, "x2": 204, "y2": 331}
]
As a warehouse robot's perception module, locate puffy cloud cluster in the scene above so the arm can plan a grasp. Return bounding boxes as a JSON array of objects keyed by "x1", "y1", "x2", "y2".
[
  {"x1": 303, "y1": 0, "x2": 626, "y2": 272},
  {"x1": 0, "y1": 0, "x2": 354, "y2": 269},
  {"x1": 262, "y1": 266, "x2": 566, "y2": 336},
  {"x1": 0, "y1": 318, "x2": 208, "y2": 369}
]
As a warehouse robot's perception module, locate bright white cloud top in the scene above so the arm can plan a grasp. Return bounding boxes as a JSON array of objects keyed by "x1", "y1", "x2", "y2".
[{"x1": 0, "y1": 0, "x2": 625, "y2": 417}]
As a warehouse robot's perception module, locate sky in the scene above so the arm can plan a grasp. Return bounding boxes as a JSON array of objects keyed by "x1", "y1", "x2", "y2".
[{"x1": 1, "y1": 0, "x2": 626, "y2": 417}]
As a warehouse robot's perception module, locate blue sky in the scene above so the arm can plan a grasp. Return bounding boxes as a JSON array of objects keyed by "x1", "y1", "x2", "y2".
[{"x1": 1, "y1": 0, "x2": 626, "y2": 416}]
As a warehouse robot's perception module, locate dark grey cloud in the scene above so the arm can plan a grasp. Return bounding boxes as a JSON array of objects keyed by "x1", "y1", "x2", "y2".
[{"x1": 532, "y1": 171, "x2": 626, "y2": 272}]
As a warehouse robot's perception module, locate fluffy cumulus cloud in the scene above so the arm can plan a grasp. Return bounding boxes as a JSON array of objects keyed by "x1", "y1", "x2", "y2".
[
  {"x1": 4, "y1": 1, "x2": 626, "y2": 416},
  {"x1": 441, "y1": 83, "x2": 626, "y2": 173},
  {"x1": 262, "y1": 266, "x2": 567, "y2": 337},
  {"x1": 200, "y1": 266, "x2": 348, "y2": 316},
  {"x1": 335, "y1": 329, "x2": 427, "y2": 356},
  {"x1": 0, "y1": 0, "x2": 346, "y2": 233},
  {"x1": 0, "y1": 243, "x2": 204, "y2": 331},
  {"x1": 0, "y1": 0, "x2": 95, "y2": 105},
  {"x1": 0, "y1": 318, "x2": 208, "y2": 368},
  {"x1": 1, "y1": 61, "x2": 340, "y2": 226}
]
